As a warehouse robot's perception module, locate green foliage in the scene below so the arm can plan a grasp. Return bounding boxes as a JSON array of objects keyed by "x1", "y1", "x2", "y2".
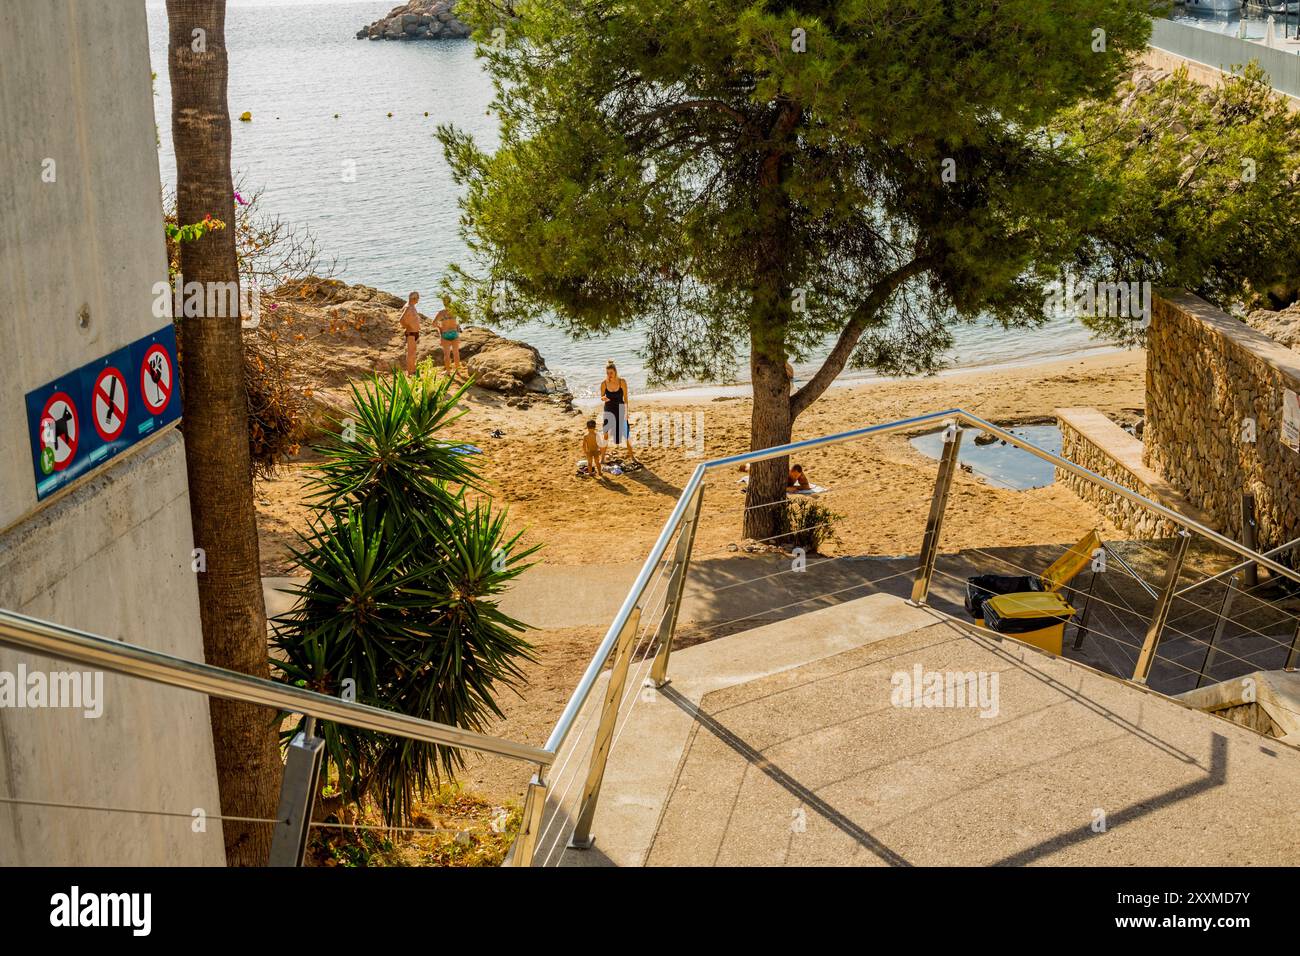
[
  {"x1": 772, "y1": 497, "x2": 841, "y2": 554},
  {"x1": 164, "y1": 213, "x2": 225, "y2": 246},
  {"x1": 309, "y1": 369, "x2": 482, "y2": 513},
  {"x1": 439, "y1": 0, "x2": 1156, "y2": 382},
  {"x1": 271, "y1": 371, "x2": 537, "y2": 827},
  {"x1": 1061, "y1": 62, "x2": 1300, "y2": 338}
]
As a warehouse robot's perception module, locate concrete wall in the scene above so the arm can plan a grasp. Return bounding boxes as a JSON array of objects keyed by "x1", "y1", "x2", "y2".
[
  {"x1": 0, "y1": 0, "x2": 224, "y2": 864},
  {"x1": 1145, "y1": 293, "x2": 1300, "y2": 555}
]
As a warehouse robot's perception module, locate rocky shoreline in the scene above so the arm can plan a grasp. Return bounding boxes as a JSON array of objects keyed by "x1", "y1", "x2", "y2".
[
  {"x1": 355, "y1": 1, "x2": 471, "y2": 41},
  {"x1": 265, "y1": 277, "x2": 573, "y2": 434}
]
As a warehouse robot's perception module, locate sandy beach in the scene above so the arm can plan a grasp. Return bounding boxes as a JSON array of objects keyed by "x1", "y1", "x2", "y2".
[
  {"x1": 255, "y1": 348, "x2": 1147, "y2": 803},
  {"x1": 257, "y1": 348, "x2": 1146, "y2": 573}
]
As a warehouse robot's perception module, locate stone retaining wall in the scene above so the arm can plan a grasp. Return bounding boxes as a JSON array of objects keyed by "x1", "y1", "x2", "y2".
[
  {"x1": 1056, "y1": 407, "x2": 1190, "y2": 539},
  {"x1": 1145, "y1": 293, "x2": 1300, "y2": 553}
]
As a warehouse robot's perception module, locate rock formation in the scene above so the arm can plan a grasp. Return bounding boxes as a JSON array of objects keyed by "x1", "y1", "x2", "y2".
[
  {"x1": 266, "y1": 277, "x2": 570, "y2": 434},
  {"x1": 355, "y1": 1, "x2": 471, "y2": 41},
  {"x1": 1246, "y1": 304, "x2": 1300, "y2": 352}
]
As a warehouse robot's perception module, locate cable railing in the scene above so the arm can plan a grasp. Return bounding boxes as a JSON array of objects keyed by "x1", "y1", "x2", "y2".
[
  {"x1": 0, "y1": 607, "x2": 553, "y2": 866},
  {"x1": 528, "y1": 409, "x2": 1300, "y2": 866},
  {"x1": 3, "y1": 408, "x2": 1298, "y2": 868}
]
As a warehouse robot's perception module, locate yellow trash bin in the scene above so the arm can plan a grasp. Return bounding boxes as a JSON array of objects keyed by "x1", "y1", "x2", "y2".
[{"x1": 980, "y1": 591, "x2": 1076, "y2": 656}]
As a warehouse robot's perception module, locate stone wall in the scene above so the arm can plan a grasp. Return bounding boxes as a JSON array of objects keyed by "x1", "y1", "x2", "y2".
[
  {"x1": 1145, "y1": 293, "x2": 1300, "y2": 553},
  {"x1": 1056, "y1": 407, "x2": 1193, "y2": 539}
]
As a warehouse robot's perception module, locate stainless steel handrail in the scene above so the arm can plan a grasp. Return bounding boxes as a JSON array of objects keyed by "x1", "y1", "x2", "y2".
[
  {"x1": 542, "y1": 408, "x2": 962, "y2": 756},
  {"x1": 543, "y1": 462, "x2": 707, "y2": 754},
  {"x1": 961, "y1": 412, "x2": 1300, "y2": 587},
  {"x1": 1174, "y1": 533, "x2": 1300, "y2": 597},
  {"x1": 545, "y1": 406, "x2": 1300, "y2": 759},
  {"x1": 0, "y1": 608, "x2": 553, "y2": 767},
  {"x1": 7, "y1": 405, "x2": 1295, "y2": 866}
]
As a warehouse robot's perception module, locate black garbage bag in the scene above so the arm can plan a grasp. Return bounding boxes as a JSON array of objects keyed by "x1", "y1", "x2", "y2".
[{"x1": 964, "y1": 573, "x2": 1042, "y2": 619}]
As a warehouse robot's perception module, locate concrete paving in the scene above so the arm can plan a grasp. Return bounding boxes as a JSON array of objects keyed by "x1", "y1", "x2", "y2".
[
  {"x1": 536, "y1": 593, "x2": 943, "y2": 867},
  {"x1": 541, "y1": 592, "x2": 1300, "y2": 867}
]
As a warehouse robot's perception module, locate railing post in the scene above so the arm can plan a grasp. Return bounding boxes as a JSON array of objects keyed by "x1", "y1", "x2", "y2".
[
  {"x1": 1071, "y1": 570, "x2": 1100, "y2": 650},
  {"x1": 1240, "y1": 493, "x2": 1258, "y2": 590},
  {"x1": 649, "y1": 486, "x2": 704, "y2": 687},
  {"x1": 1132, "y1": 531, "x2": 1191, "y2": 685},
  {"x1": 504, "y1": 769, "x2": 548, "y2": 867},
  {"x1": 268, "y1": 724, "x2": 325, "y2": 867},
  {"x1": 1286, "y1": 620, "x2": 1300, "y2": 672},
  {"x1": 910, "y1": 421, "x2": 963, "y2": 605},
  {"x1": 568, "y1": 607, "x2": 641, "y2": 850},
  {"x1": 1195, "y1": 574, "x2": 1239, "y2": 688}
]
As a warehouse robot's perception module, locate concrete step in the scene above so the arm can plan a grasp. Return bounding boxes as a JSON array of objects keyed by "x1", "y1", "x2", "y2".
[{"x1": 542, "y1": 592, "x2": 1300, "y2": 867}]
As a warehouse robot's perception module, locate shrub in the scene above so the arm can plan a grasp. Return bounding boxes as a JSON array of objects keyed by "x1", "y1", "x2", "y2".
[
  {"x1": 270, "y1": 370, "x2": 537, "y2": 826},
  {"x1": 164, "y1": 183, "x2": 334, "y2": 478},
  {"x1": 771, "y1": 497, "x2": 841, "y2": 554}
]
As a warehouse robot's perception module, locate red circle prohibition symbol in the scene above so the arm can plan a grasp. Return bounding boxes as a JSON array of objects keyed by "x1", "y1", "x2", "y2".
[
  {"x1": 40, "y1": 391, "x2": 79, "y2": 470},
  {"x1": 92, "y1": 366, "x2": 129, "y2": 442},
  {"x1": 140, "y1": 344, "x2": 174, "y2": 415}
]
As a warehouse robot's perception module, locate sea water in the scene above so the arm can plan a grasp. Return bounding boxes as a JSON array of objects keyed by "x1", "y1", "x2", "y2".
[
  {"x1": 910, "y1": 425, "x2": 1063, "y2": 490},
  {"x1": 147, "y1": 0, "x2": 1110, "y2": 399}
]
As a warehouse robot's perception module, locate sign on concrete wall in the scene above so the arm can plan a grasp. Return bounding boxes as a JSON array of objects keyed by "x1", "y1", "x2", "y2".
[{"x1": 24, "y1": 324, "x2": 183, "y2": 501}]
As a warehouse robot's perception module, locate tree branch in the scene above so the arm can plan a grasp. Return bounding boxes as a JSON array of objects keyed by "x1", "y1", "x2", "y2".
[
  {"x1": 789, "y1": 254, "x2": 938, "y2": 418},
  {"x1": 633, "y1": 99, "x2": 748, "y2": 127}
]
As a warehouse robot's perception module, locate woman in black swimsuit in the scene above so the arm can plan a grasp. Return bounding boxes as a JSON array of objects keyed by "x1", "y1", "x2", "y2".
[{"x1": 600, "y1": 361, "x2": 637, "y2": 463}]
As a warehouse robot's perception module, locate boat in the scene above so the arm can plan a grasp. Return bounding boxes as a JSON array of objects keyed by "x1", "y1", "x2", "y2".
[
  {"x1": 1182, "y1": 0, "x2": 1243, "y2": 12},
  {"x1": 1246, "y1": 1, "x2": 1300, "y2": 13}
]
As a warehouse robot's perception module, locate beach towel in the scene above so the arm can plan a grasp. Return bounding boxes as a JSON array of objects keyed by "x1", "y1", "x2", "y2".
[{"x1": 736, "y1": 474, "x2": 827, "y2": 495}]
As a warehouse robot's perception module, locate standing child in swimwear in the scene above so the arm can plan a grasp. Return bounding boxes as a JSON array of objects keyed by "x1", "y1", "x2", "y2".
[
  {"x1": 399, "y1": 291, "x2": 421, "y2": 375},
  {"x1": 582, "y1": 419, "x2": 604, "y2": 478},
  {"x1": 436, "y1": 296, "x2": 462, "y2": 377}
]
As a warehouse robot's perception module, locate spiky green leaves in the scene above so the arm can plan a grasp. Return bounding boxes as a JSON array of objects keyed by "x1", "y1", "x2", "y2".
[{"x1": 271, "y1": 371, "x2": 538, "y2": 826}]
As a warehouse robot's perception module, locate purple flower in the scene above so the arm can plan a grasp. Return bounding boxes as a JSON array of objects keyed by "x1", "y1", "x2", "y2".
[{"x1": 234, "y1": 191, "x2": 248, "y2": 206}]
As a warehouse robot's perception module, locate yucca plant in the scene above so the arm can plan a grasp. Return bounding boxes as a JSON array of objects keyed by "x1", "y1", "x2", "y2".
[{"x1": 271, "y1": 370, "x2": 537, "y2": 826}]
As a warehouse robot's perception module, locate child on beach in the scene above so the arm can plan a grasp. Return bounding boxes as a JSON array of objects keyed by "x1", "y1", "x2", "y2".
[
  {"x1": 582, "y1": 419, "x2": 604, "y2": 478},
  {"x1": 399, "y1": 291, "x2": 421, "y2": 375},
  {"x1": 436, "y1": 296, "x2": 462, "y2": 377}
]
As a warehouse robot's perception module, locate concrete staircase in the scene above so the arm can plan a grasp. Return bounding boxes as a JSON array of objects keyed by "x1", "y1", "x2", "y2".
[{"x1": 545, "y1": 592, "x2": 1300, "y2": 867}]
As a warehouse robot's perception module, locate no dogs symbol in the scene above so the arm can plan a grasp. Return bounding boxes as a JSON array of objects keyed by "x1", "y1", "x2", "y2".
[
  {"x1": 140, "y1": 344, "x2": 174, "y2": 416},
  {"x1": 92, "y1": 366, "x2": 129, "y2": 442},
  {"x1": 39, "y1": 392, "x2": 79, "y2": 473}
]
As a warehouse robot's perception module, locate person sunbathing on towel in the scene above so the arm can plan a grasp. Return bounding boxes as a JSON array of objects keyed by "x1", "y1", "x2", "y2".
[{"x1": 787, "y1": 464, "x2": 812, "y2": 492}]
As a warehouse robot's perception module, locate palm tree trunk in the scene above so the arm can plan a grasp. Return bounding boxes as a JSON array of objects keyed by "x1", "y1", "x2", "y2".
[{"x1": 167, "y1": 0, "x2": 281, "y2": 866}]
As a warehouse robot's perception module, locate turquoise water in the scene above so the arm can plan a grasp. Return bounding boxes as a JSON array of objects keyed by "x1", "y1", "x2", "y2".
[{"x1": 147, "y1": 0, "x2": 1109, "y2": 399}]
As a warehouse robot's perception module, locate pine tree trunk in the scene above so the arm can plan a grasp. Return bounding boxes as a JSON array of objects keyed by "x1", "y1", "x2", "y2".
[
  {"x1": 743, "y1": 341, "x2": 793, "y2": 542},
  {"x1": 742, "y1": 112, "x2": 800, "y2": 544},
  {"x1": 167, "y1": 0, "x2": 281, "y2": 867}
]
